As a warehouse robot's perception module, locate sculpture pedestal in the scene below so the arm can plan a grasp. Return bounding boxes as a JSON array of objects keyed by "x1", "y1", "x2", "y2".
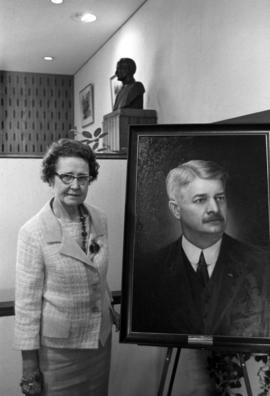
[{"x1": 103, "y1": 109, "x2": 157, "y2": 152}]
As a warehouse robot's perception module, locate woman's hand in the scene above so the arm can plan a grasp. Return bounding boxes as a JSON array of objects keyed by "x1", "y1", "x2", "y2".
[
  {"x1": 111, "y1": 307, "x2": 120, "y2": 332},
  {"x1": 21, "y1": 351, "x2": 43, "y2": 395},
  {"x1": 20, "y1": 369, "x2": 43, "y2": 395}
]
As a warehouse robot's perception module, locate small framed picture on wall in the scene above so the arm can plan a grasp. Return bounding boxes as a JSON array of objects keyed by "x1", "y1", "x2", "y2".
[{"x1": 79, "y1": 83, "x2": 94, "y2": 127}]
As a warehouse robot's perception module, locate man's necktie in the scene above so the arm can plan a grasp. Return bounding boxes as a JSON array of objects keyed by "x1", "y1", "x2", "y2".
[{"x1": 197, "y1": 251, "x2": 209, "y2": 287}]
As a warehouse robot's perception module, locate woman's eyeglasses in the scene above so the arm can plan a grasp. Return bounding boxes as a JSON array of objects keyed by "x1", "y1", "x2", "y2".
[{"x1": 55, "y1": 173, "x2": 92, "y2": 186}]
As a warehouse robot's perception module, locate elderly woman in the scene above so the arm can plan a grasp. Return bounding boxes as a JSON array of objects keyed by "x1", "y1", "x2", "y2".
[{"x1": 14, "y1": 139, "x2": 114, "y2": 396}]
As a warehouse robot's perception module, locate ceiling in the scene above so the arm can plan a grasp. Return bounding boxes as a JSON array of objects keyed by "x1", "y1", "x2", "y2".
[{"x1": 0, "y1": 0, "x2": 147, "y2": 75}]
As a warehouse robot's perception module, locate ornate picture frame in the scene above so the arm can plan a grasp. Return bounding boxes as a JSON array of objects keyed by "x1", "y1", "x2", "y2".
[{"x1": 120, "y1": 123, "x2": 270, "y2": 352}]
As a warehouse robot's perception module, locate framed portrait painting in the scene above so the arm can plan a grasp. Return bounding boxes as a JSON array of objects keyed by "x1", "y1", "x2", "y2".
[
  {"x1": 79, "y1": 83, "x2": 94, "y2": 127},
  {"x1": 120, "y1": 123, "x2": 270, "y2": 352}
]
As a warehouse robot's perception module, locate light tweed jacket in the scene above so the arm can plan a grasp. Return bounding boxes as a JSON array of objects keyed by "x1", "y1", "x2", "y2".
[{"x1": 14, "y1": 200, "x2": 112, "y2": 350}]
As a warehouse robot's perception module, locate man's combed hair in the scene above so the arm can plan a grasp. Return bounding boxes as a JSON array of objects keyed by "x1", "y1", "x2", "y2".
[
  {"x1": 166, "y1": 160, "x2": 228, "y2": 200},
  {"x1": 41, "y1": 138, "x2": 99, "y2": 184}
]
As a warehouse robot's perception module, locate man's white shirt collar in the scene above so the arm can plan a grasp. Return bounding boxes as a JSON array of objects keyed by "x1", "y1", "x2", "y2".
[{"x1": 181, "y1": 235, "x2": 222, "y2": 277}]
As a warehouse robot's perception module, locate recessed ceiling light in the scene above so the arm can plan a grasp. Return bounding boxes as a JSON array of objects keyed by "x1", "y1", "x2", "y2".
[
  {"x1": 81, "y1": 12, "x2": 96, "y2": 23},
  {"x1": 50, "y1": 0, "x2": 64, "y2": 4},
  {"x1": 43, "y1": 56, "x2": 55, "y2": 61},
  {"x1": 71, "y1": 12, "x2": 96, "y2": 23}
]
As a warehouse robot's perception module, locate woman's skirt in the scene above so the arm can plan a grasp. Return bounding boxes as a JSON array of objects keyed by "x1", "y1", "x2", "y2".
[{"x1": 39, "y1": 335, "x2": 112, "y2": 396}]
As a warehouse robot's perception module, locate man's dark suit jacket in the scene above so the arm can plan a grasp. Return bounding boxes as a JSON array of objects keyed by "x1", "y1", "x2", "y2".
[{"x1": 132, "y1": 234, "x2": 270, "y2": 337}]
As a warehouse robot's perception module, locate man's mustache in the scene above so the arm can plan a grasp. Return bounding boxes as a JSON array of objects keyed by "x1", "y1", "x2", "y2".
[{"x1": 203, "y1": 214, "x2": 225, "y2": 223}]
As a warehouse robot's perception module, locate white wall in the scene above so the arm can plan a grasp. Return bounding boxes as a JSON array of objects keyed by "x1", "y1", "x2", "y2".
[
  {"x1": 73, "y1": 1, "x2": 270, "y2": 395},
  {"x1": 0, "y1": 159, "x2": 50, "y2": 299},
  {"x1": 74, "y1": 0, "x2": 270, "y2": 134}
]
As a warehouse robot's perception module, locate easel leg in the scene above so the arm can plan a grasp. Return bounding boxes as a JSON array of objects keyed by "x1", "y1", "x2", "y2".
[
  {"x1": 167, "y1": 348, "x2": 181, "y2": 396},
  {"x1": 238, "y1": 353, "x2": 253, "y2": 396},
  {"x1": 157, "y1": 347, "x2": 173, "y2": 396}
]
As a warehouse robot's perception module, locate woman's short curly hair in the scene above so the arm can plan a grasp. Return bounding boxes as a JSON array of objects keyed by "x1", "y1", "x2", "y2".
[{"x1": 41, "y1": 138, "x2": 99, "y2": 184}]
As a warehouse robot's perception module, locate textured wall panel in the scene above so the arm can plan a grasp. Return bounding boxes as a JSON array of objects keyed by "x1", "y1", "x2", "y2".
[{"x1": 0, "y1": 71, "x2": 74, "y2": 156}]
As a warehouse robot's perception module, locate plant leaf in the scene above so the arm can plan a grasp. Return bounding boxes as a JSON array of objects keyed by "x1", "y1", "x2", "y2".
[
  {"x1": 82, "y1": 131, "x2": 92, "y2": 138},
  {"x1": 80, "y1": 139, "x2": 92, "y2": 143},
  {"x1": 94, "y1": 128, "x2": 102, "y2": 137},
  {"x1": 98, "y1": 132, "x2": 108, "y2": 138},
  {"x1": 92, "y1": 142, "x2": 99, "y2": 151},
  {"x1": 68, "y1": 128, "x2": 78, "y2": 138}
]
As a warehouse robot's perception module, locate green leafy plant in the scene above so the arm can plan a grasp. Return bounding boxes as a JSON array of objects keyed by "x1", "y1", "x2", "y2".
[
  {"x1": 256, "y1": 354, "x2": 270, "y2": 395},
  {"x1": 68, "y1": 127, "x2": 108, "y2": 152},
  {"x1": 207, "y1": 352, "x2": 247, "y2": 395},
  {"x1": 208, "y1": 352, "x2": 270, "y2": 396}
]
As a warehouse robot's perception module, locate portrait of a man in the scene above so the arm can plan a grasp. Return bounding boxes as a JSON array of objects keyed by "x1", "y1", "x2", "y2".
[
  {"x1": 122, "y1": 127, "x2": 270, "y2": 346},
  {"x1": 133, "y1": 159, "x2": 270, "y2": 337}
]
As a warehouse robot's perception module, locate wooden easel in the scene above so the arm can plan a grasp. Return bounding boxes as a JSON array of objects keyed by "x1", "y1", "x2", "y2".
[
  {"x1": 157, "y1": 348, "x2": 253, "y2": 396},
  {"x1": 239, "y1": 353, "x2": 253, "y2": 396},
  {"x1": 157, "y1": 347, "x2": 181, "y2": 396}
]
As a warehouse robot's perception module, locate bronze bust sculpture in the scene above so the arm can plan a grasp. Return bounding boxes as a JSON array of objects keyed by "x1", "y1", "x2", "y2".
[{"x1": 113, "y1": 58, "x2": 145, "y2": 111}]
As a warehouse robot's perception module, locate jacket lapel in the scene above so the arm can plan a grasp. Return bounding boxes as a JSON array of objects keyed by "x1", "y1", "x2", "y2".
[
  {"x1": 179, "y1": 253, "x2": 206, "y2": 332},
  {"x1": 59, "y1": 234, "x2": 90, "y2": 265},
  {"x1": 40, "y1": 200, "x2": 105, "y2": 268},
  {"x1": 165, "y1": 240, "x2": 204, "y2": 332},
  {"x1": 207, "y1": 234, "x2": 244, "y2": 333}
]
